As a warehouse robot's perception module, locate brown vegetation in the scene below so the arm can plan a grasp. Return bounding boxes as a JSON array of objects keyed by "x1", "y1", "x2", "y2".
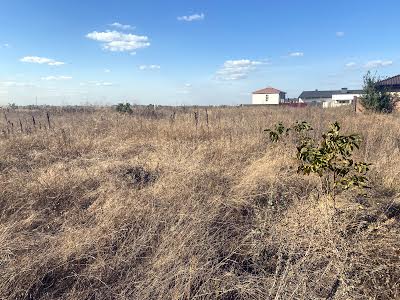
[{"x1": 0, "y1": 106, "x2": 399, "y2": 299}]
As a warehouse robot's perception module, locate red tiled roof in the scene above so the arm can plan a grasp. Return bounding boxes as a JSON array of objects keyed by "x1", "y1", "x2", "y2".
[{"x1": 252, "y1": 87, "x2": 284, "y2": 94}]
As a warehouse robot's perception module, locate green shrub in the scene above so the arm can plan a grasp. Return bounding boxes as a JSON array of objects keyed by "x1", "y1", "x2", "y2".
[
  {"x1": 8, "y1": 103, "x2": 18, "y2": 109},
  {"x1": 360, "y1": 72, "x2": 396, "y2": 113},
  {"x1": 266, "y1": 121, "x2": 371, "y2": 208},
  {"x1": 116, "y1": 102, "x2": 133, "y2": 114}
]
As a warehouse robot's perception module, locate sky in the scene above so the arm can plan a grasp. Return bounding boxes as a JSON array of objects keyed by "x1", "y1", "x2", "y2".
[{"x1": 0, "y1": 0, "x2": 399, "y2": 106}]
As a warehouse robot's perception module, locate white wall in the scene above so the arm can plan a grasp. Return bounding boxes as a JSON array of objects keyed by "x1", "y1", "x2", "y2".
[
  {"x1": 299, "y1": 97, "x2": 331, "y2": 103},
  {"x1": 332, "y1": 93, "x2": 361, "y2": 102},
  {"x1": 252, "y1": 93, "x2": 280, "y2": 105},
  {"x1": 323, "y1": 93, "x2": 361, "y2": 108}
]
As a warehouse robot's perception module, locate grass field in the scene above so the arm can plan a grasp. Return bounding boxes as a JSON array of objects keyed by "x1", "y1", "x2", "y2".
[{"x1": 0, "y1": 105, "x2": 399, "y2": 299}]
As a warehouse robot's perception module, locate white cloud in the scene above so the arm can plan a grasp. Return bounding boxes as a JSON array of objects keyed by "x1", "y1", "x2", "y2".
[
  {"x1": 0, "y1": 43, "x2": 10, "y2": 48},
  {"x1": 20, "y1": 56, "x2": 65, "y2": 66},
  {"x1": 0, "y1": 81, "x2": 35, "y2": 87},
  {"x1": 104, "y1": 69, "x2": 111, "y2": 73},
  {"x1": 177, "y1": 13, "x2": 205, "y2": 22},
  {"x1": 177, "y1": 83, "x2": 192, "y2": 94},
  {"x1": 289, "y1": 52, "x2": 304, "y2": 57},
  {"x1": 96, "y1": 82, "x2": 113, "y2": 86},
  {"x1": 139, "y1": 65, "x2": 161, "y2": 70},
  {"x1": 345, "y1": 62, "x2": 357, "y2": 67},
  {"x1": 86, "y1": 30, "x2": 150, "y2": 52},
  {"x1": 41, "y1": 76, "x2": 72, "y2": 81},
  {"x1": 365, "y1": 60, "x2": 393, "y2": 68},
  {"x1": 336, "y1": 31, "x2": 345, "y2": 37},
  {"x1": 109, "y1": 22, "x2": 134, "y2": 30},
  {"x1": 130, "y1": 52, "x2": 137, "y2": 56},
  {"x1": 215, "y1": 59, "x2": 264, "y2": 81},
  {"x1": 177, "y1": 90, "x2": 190, "y2": 95},
  {"x1": 80, "y1": 81, "x2": 113, "y2": 86}
]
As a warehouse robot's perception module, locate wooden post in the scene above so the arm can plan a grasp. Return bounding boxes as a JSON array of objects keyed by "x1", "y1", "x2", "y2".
[
  {"x1": 46, "y1": 112, "x2": 51, "y2": 129},
  {"x1": 354, "y1": 96, "x2": 357, "y2": 113},
  {"x1": 194, "y1": 111, "x2": 198, "y2": 130}
]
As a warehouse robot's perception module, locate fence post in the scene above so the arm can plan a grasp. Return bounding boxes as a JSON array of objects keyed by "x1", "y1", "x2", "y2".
[{"x1": 46, "y1": 112, "x2": 51, "y2": 129}]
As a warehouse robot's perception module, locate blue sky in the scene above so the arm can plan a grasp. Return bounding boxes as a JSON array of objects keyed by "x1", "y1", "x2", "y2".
[{"x1": 0, "y1": 0, "x2": 399, "y2": 106}]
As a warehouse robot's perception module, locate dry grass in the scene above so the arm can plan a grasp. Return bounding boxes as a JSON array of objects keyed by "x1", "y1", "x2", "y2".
[{"x1": 0, "y1": 105, "x2": 399, "y2": 299}]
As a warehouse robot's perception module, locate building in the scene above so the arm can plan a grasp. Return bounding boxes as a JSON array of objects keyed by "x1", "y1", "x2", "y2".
[
  {"x1": 298, "y1": 90, "x2": 334, "y2": 104},
  {"x1": 377, "y1": 74, "x2": 400, "y2": 96},
  {"x1": 299, "y1": 88, "x2": 363, "y2": 108},
  {"x1": 327, "y1": 88, "x2": 363, "y2": 108},
  {"x1": 252, "y1": 87, "x2": 286, "y2": 105}
]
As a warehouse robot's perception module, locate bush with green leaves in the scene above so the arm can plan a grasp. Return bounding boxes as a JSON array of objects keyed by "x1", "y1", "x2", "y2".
[
  {"x1": 8, "y1": 103, "x2": 18, "y2": 109},
  {"x1": 116, "y1": 102, "x2": 133, "y2": 114},
  {"x1": 266, "y1": 121, "x2": 370, "y2": 208},
  {"x1": 360, "y1": 72, "x2": 396, "y2": 113}
]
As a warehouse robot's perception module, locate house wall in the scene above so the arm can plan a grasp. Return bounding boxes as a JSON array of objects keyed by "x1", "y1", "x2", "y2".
[
  {"x1": 299, "y1": 97, "x2": 331, "y2": 104},
  {"x1": 252, "y1": 93, "x2": 280, "y2": 105},
  {"x1": 323, "y1": 93, "x2": 362, "y2": 108}
]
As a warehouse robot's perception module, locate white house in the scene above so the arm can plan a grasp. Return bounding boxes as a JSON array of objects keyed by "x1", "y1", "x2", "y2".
[
  {"x1": 323, "y1": 88, "x2": 363, "y2": 108},
  {"x1": 252, "y1": 87, "x2": 286, "y2": 105},
  {"x1": 299, "y1": 88, "x2": 363, "y2": 108}
]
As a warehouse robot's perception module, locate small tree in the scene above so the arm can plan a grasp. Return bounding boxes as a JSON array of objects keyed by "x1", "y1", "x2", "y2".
[
  {"x1": 8, "y1": 103, "x2": 17, "y2": 109},
  {"x1": 266, "y1": 121, "x2": 370, "y2": 209},
  {"x1": 360, "y1": 72, "x2": 396, "y2": 113},
  {"x1": 116, "y1": 102, "x2": 133, "y2": 114}
]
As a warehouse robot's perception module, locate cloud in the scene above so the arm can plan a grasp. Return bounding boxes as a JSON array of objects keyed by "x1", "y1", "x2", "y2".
[
  {"x1": 336, "y1": 31, "x2": 345, "y2": 37},
  {"x1": 289, "y1": 52, "x2": 304, "y2": 57},
  {"x1": 0, "y1": 43, "x2": 10, "y2": 48},
  {"x1": 364, "y1": 60, "x2": 393, "y2": 68},
  {"x1": 177, "y1": 83, "x2": 193, "y2": 94},
  {"x1": 0, "y1": 81, "x2": 35, "y2": 87},
  {"x1": 80, "y1": 81, "x2": 113, "y2": 86},
  {"x1": 104, "y1": 69, "x2": 111, "y2": 73},
  {"x1": 41, "y1": 76, "x2": 72, "y2": 81},
  {"x1": 345, "y1": 62, "x2": 357, "y2": 67},
  {"x1": 215, "y1": 59, "x2": 264, "y2": 81},
  {"x1": 20, "y1": 56, "x2": 65, "y2": 66},
  {"x1": 86, "y1": 30, "x2": 150, "y2": 52},
  {"x1": 177, "y1": 13, "x2": 205, "y2": 22},
  {"x1": 96, "y1": 82, "x2": 113, "y2": 86},
  {"x1": 109, "y1": 22, "x2": 134, "y2": 30},
  {"x1": 139, "y1": 65, "x2": 161, "y2": 70}
]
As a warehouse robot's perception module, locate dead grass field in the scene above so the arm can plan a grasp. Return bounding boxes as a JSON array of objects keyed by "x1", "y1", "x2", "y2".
[{"x1": 0, "y1": 105, "x2": 399, "y2": 299}]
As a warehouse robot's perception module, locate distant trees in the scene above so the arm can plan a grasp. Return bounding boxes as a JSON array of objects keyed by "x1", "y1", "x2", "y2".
[
  {"x1": 360, "y1": 72, "x2": 397, "y2": 113},
  {"x1": 115, "y1": 102, "x2": 133, "y2": 114},
  {"x1": 8, "y1": 103, "x2": 17, "y2": 109}
]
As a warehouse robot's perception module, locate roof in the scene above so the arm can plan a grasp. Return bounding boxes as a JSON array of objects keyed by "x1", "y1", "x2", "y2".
[
  {"x1": 252, "y1": 87, "x2": 284, "y2": 94},
  {"x1": 377, "y1": 75, "x2": 400, "y2": 87},
  {"x1": 299, "y1": 89, "x2": 363, "y2": 100}
]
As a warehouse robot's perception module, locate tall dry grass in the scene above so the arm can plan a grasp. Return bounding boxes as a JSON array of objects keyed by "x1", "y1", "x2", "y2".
[{"x1": 0, "y1": 106, "x2": 399, "y2": 299}]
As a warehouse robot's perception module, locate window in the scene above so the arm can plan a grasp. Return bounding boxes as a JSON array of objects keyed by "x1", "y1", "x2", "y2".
[{"x1": 265, "y1": 95, "x2": 269, "y2": 102}]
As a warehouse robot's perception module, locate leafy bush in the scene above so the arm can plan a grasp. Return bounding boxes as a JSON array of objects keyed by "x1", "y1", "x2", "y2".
[
  {"x1": 360, "y1": 72, "x2": 396, "y2": 113},
  {"x1": 116, "y1": 102, "x2": 133, "y2": 114},
  {"x1": 8, "y1": 103, "x2": 18, "y2": 109},
  {"x1": 266, "y1": 121, "x2": 370, "y2": 207}
]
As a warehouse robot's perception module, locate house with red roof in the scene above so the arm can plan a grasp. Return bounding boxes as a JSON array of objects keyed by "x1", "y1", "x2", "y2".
[{"x1": 252, "y1": 87, "x2": 286, "y2": 105}]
